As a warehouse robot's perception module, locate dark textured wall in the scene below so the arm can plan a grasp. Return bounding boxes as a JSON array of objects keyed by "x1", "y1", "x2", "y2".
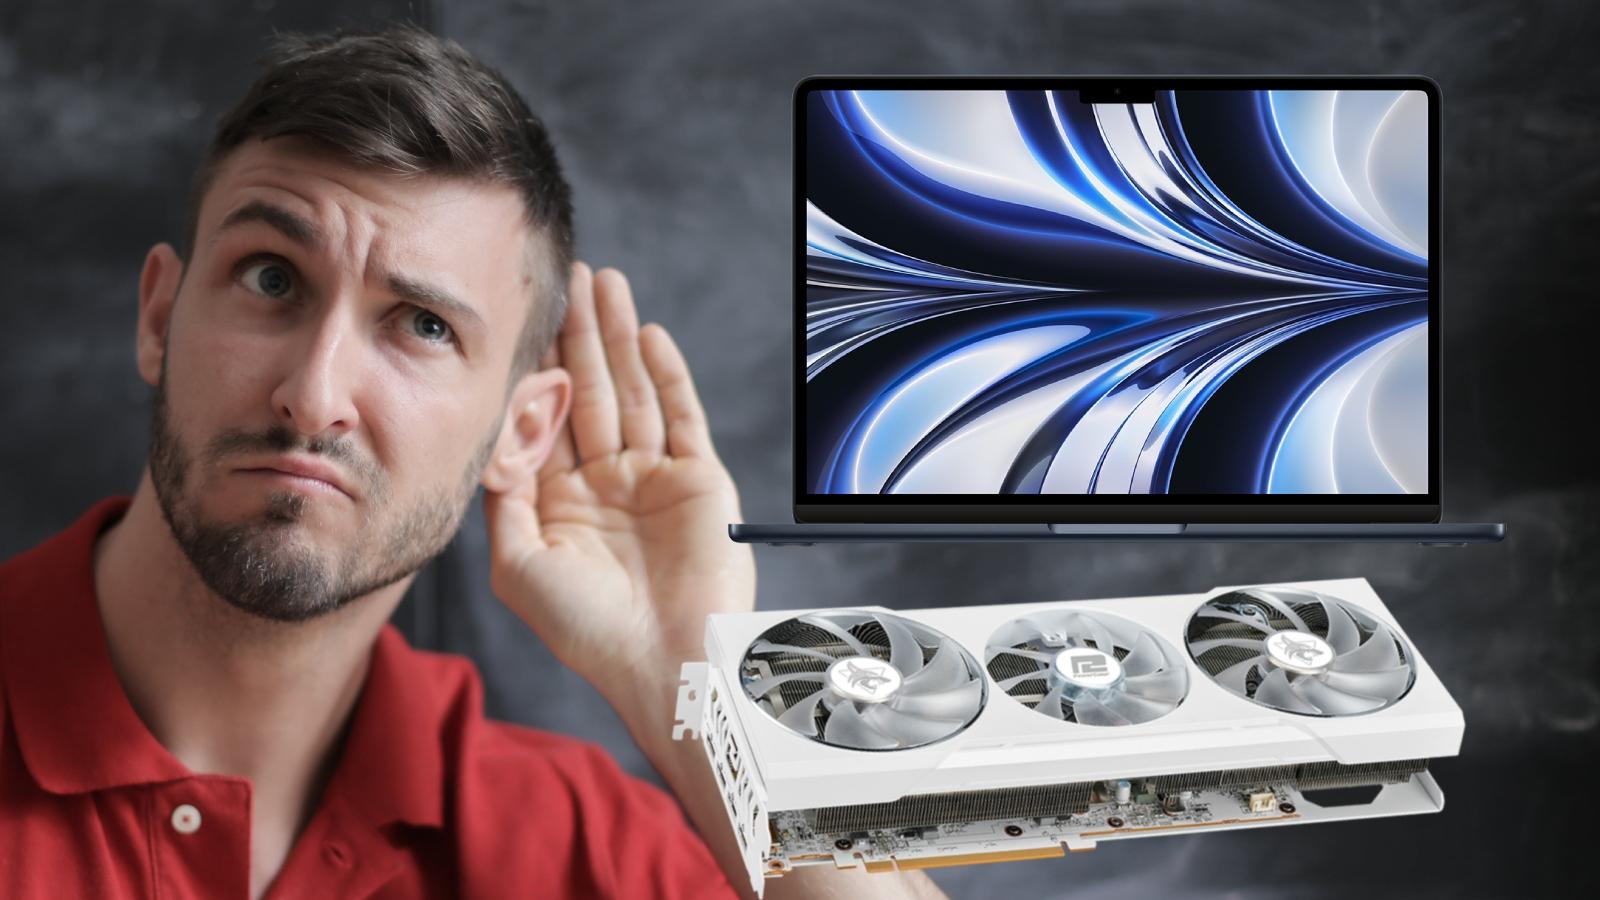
[{"x1": 2, "y1": 1, "x2": 1595, "y2": 897}]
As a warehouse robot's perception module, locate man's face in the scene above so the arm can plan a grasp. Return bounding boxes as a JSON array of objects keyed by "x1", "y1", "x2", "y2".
[{"x1": 146, "y1": 137, "x2": 542, "y2": 621}]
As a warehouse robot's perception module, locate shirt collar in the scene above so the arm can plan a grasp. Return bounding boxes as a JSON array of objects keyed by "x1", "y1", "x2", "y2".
[
  {"x1": 0, "y1": 495, "x2": 445, "y2": 830},
  {"x1": 323, "y1": 624, "x2": 447, "y2": 830}
]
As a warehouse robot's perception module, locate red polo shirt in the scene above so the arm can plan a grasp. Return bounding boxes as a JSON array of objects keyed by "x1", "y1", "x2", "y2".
[{"x1": 0, "y1": 497, "x2": 739, "y2": 899}]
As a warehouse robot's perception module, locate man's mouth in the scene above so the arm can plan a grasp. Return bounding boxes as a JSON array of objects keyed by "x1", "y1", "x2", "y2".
[{"x1": 234, "y1": 454, "x2": 355, "y2": 500}]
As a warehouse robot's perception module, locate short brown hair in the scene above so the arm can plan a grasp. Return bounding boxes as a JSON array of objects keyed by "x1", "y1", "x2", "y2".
[{"x1": 181, "y1": 24, "x2": 575, "y2": 383}]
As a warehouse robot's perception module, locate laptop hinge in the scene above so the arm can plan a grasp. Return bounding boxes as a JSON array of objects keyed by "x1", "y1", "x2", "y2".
[{"x1": 1047, "y1": 523, "x2": 1186, "y2": 535}]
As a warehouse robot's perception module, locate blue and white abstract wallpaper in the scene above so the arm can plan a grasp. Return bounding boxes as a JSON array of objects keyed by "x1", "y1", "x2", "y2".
[{"x1": 805, "y1": 88, "x2": 1430, "y2": 496}]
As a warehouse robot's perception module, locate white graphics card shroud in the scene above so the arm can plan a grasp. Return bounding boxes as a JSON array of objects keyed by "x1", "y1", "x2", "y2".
[{"x1": 672, "y1": 578, "x2": 1461, "y2": 895}]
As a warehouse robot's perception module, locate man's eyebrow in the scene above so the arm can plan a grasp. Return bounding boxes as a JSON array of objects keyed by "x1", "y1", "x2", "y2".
[
  {"x1": 214, "y1": 200, "x2": 487, "y2": 335},
  {"x1": 387, "y1": 273, "x2": 486, "y2": 334},
  {"x1": 214, "y1": 200, "x2": 325, "y2": 249}
]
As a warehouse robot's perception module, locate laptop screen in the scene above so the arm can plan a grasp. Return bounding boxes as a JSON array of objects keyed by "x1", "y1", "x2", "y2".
[{"x1": 800, "y1": 82, "x2": 1435, "y2": 502}]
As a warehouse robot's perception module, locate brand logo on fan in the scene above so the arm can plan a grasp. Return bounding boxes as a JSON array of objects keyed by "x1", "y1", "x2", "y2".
[
  {"x1": 1071, "y1": 656, "x2": 1110, "y2": 677},
  {"x1": 1054, "y1": 648, "x2": 1122, "y2": 687},
  {"x1": 827, "y1": 656, "x2": 904, "y2": 702},
  {"x1": 1265, "y1": 631, "x2": 1334, "y2": 673},
  {"x1": 1274, "y1": 634, "x2": 1321, "y2": 664},
  {"x1": 841, "y1": 660, "x2": 894, "y2": 693}
]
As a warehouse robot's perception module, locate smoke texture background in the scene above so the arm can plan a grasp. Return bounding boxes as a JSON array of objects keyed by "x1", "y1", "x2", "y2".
[{"x1": 1, "y1": 1, "x2": 1594, "y2": 896}]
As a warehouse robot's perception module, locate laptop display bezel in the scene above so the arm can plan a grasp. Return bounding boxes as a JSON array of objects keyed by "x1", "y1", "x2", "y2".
[{"x1": 793, "y1": 75, "x2": 1442, "y2": 524}]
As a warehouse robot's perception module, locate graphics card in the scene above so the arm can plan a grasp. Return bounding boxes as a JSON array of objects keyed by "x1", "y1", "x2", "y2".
[{"x1": 671, "y1": 578, "x2": 1461, "y2": 895}]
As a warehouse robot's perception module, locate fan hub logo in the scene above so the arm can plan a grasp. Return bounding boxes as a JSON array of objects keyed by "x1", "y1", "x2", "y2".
[
  {"x1": 1265, "y1": 630, "x2": 1335, "y2": 674},
  {"x1": 1052, "y1": 647, "x2": 1123, "y2": 689},
  {"x1": 827, "y1": 656, "x2": 903, "y2": 703}
]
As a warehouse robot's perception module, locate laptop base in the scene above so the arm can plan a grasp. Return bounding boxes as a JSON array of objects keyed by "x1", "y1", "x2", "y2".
[{"x1": 729, "y1": 522, "x2": 1505, "y2": 546}]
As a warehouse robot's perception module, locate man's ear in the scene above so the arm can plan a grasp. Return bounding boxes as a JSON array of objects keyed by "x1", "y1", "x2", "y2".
[
  {"x1": 136, "y1": 243, "x2": 185, "y2": 387},
  {"x1": 481, "y1": 366, "x2": 573, "y2": 494}
]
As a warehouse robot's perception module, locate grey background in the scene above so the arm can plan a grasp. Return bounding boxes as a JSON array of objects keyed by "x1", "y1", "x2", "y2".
[{"x1": 2, "y1": 0, "x2": 1595, "y2": 897}]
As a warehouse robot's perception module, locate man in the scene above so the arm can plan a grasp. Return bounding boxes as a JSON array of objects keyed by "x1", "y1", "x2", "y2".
[{"x1": 0, "y1": 25, "x2": 946, "y2": 900}]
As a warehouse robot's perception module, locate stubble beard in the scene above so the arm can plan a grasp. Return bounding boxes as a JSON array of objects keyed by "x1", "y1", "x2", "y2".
[{"x1": 147, "y1": 361, "x2": 499, "y2": 623}]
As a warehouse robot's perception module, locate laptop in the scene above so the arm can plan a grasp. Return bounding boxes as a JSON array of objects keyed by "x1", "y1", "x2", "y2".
[{"x1": 732, "y1": 76, "x2": 1503, "y2": 546}]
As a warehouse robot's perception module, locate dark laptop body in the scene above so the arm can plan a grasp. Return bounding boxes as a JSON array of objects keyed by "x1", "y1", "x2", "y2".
[{"x1": 733, "y1": 76, "x2": 1502, "y2": 545}]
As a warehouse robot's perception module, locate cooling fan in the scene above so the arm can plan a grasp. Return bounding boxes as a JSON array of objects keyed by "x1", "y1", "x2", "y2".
[
  {"x1": 1186, "y1": 586, "x2": 1417, "y2": 716},
  {"x1": 675, "y1": 579, "x2": 1463, "y2": 895},
  {"x1": 985, "y1": 609, "x2": 1188, "y2": 726},
  {"x1": 740, "y1": 611, "x2": 986, "y2": 750}
]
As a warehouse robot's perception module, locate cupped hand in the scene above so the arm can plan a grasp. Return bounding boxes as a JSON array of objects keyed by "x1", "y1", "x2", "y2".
[{"x1": 483, "y1": 261, "x2": 756, "y2": 715}]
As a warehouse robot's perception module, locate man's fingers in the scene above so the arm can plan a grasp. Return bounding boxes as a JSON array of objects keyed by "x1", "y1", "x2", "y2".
[
  {"x1": 558, "y1": 261, "x2": 622, "y2": 460},
  {"x1": 639, "y1": 323, "x2": 716, "y2": 460},
  {"x1": 593, "y1": 268, "x2": 665, "y2": 453}
]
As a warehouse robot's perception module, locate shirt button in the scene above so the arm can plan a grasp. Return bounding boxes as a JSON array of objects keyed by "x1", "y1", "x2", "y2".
[{"x1": 170, "y1": 803, "x2": 202, "y2": 835}]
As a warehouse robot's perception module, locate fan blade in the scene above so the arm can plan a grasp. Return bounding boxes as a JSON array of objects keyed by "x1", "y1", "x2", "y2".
[
  {"x1": 901, "y1": 641, "x2": 968, "y2": 694},
  {"x1": 989, "y1": 647, "x2": 1057, "y2": 664},
  {"x1": 1037, "y1": 681, "x2": 1069, "y2": 719},
  {"x1": 1188, "y1": 637, "x2": 1267, "y2": 656},
  {"x1": 1254, "y1": 668, "x2": 1321, "y2": 714},
  {"x1": 1320, "y1": 667, "x2": 1412, "y2": 701},
  {"x1": 1243, "y1": 589, "x2": 1310, "y2": 632},
  {"x1": 823, "y1": 701, "x2": 900, "y2": 749},
  {"x1": 998, "y1": 670, "x2": 1050, "y2": 691},
  {"x1": 1070, "y1": 693, "x2": 1131, "y2": 727},
  {"x1": 1067, "y1": 614, "x2": 1118, "y2": 655},
  {"x1": 1120, "y1": 632, "x2": 1166, "y2": 678},
  {"x1": 1293, "y1": 675, "x2": 1388, "y2": 715},
  {"x1": 1123, "y1": 668, "x2": 1187, "y2": 704},
  {"x1": 1329, "y1": 622, "x2": 1402, "y2": 673},
  {"x1": 1194, "y1": 608, "x2": 1276, "y2": 633},
  {"x1": 888, "y1": 678, "x2": 983, "y2": 721},
  {"x1": 876, "y1": 615, "x2": 924, "y2": 676},
  {"x1": 743, "y1": 671, "x2": 825, "y2": 699},
  {"x1": 865, "y1": 703, "x2": 964, "y2": 744},
  {"x1": 776, "y1": 688, "x2": 829, "y2": 735},
  {"x1": 749, "y1": 641, "x2": 840, "y2": 665},
  {"x1": 1103, "y1": 689, "x2": 1175, "y2": 724},
  {"x1": 798, "y1": 615, "x2": 870, "y2": 656},
  {"x1": 1212, "y1": 655, "x2": 1266, "y2": 695},
  {"x1": 1321, "y1": 603, "x2": 1359, "y2": 655},
  {"x1": 1015, "y1": 617, "x2": 1064, "y2": 646}
]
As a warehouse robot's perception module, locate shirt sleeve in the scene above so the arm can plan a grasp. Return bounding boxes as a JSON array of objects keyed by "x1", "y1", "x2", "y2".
[
  {"x1": 566, "y1": 742, "x2": 744, "y2": 900},
  {"x1": 455, "y1": 707, "x2": 751, "y2": 898}
]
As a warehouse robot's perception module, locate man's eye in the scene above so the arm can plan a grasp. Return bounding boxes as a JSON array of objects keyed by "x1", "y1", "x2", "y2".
[
  {"x1": 409, "y1": 309, "x2": 454, "y2": 345},
  {"x1": 239, "y1": 261, "x2": 295, "y2": 299}
]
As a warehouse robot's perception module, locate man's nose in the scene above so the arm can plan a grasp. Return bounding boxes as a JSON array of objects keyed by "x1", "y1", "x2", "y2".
[{"x1": 269, "y1": 305, "x2": 363, "y2": 440}]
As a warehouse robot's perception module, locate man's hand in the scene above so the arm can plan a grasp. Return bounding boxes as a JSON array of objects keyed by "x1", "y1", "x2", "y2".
[
  {"x1": 483, "y1": 261, "x2": 944, "y2": 900},
  {"x1": 483, "y1": 261, "x2": 756, "y2": 716}
]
